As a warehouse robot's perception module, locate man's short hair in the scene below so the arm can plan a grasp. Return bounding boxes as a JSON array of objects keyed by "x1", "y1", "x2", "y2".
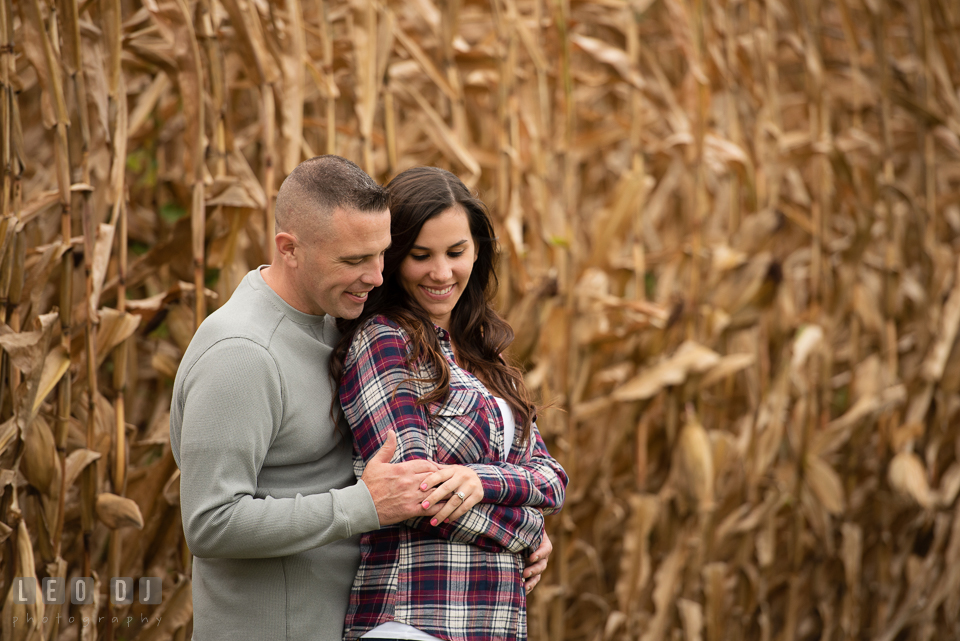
[{"x1": 275, "y1": 156, "x2": 388, "y2": 240}]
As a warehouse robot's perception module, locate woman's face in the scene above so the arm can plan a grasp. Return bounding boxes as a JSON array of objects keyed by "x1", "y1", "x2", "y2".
[{"x1": 398, "y1": 206, "x2": 478, "y2": 330}]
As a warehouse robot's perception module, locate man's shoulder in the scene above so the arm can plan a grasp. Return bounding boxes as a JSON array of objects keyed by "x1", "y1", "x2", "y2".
[{"x1": 182, "y1": 278, "x2": 283, "y2": 368}]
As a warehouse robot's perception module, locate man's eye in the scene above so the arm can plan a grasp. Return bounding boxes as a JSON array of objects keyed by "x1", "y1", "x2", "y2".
[{"x1": 344, "y1": 259, "x2": 362, "y2": 266}]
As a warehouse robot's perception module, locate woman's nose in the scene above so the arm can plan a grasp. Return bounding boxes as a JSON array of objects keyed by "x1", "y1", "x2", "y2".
[{"x1": 430, "y1": 258, "x2": 452, "y2": 281}]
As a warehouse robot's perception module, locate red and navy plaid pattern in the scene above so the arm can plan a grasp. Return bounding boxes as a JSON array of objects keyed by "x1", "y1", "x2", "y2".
[{"x1": 340, "y1": 316, "x2": 568, "y2": 641}]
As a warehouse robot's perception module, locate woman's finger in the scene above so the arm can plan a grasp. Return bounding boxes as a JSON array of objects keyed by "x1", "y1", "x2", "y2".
[
  {"x1": 420, "y1": 465, "x2": 480, "y2": 509},
  {"x1": 430, "y1": 485, "x2": 481, "y2": 525},
  {"x1": 440, "y1": 470, "x2": 483, "y2": 523},
  {"x1": 423, "y1": 465, "x2": 483, "y2": 524},
  {"x1": 420, "y1": 476, "x2": 461, "y2": 509},
  {"x1": 442, "y1": 488, "x2": 482, "y2": 523},
  {"x1": 419, "y1": 467, "x2": 456, "y2": 493}
]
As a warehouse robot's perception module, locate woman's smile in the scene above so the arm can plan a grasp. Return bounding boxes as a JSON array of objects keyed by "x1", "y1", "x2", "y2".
[{"x1": 399, "y1": 206, "x2": 478, "y2": 330}]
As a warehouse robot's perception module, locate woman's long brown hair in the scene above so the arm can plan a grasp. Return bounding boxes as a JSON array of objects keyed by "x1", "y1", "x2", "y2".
[{"x1": 331, "y1": 166, "x2": 537, "y2": 446}]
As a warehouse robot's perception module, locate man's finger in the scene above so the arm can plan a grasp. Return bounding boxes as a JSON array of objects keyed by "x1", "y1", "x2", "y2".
[
  {"x1": 527, "y1": 530, "x2": 552, "y2": 565},
  {"x1": 524, "y1": 574, "x2": 541, "y2": 593},
  {"x1": 419, "y1": 468, "x2": 455, "y2": 491},
  {"x1": 371, "y1": 431, "x2": 397, "y2": 464},
  {"x1": 523, "y1": 558, "x2": 547, "y2": 579},
  {"x1": 396, "y1": 459, "x2": 441, "y2": 475}
]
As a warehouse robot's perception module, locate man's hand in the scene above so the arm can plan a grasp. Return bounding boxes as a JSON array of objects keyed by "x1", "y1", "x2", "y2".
[
  {"x1": 361, "y1": 431, "x2": 440, "y2": 526},
  {"x1": 523, "y1": 529, "x2": 552, "y2": 594}
]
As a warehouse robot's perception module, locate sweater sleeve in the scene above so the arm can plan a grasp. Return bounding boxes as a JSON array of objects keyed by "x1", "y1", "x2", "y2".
[
  {"x1": 341, "y1": 320, "x2": 543, "y2": 554},
  {"x1": 465, "y1": 422, "x2": 567, "y2": 515},
  {"x1": 174, "y1": 338, "x2": 380, "y2": 559}
]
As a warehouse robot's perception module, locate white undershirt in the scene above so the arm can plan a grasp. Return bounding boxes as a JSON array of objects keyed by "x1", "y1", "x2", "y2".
[
  {"x1": 493, "y1": 396, "x2": 516, "y2": 457},
  {"x1": 361, "y1": 396, "x2": 515, "y2": 640}
]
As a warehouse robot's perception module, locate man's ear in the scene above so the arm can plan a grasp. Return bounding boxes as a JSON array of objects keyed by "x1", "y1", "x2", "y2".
[{"x1": 274, "y1": 232, "x2": 299, "y2": 266}]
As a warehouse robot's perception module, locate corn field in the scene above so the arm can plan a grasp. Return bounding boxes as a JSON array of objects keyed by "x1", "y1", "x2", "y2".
[{"x1": 2, "y1": 0, "x2": 960, "y2": 639}]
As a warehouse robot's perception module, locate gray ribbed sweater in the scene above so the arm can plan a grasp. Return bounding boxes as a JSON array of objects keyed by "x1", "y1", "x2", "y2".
[{"x1": 170, "y1": 268, "x2": 381, "y2": 640}]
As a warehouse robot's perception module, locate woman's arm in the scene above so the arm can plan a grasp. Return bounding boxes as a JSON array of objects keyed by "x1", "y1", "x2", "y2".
[
  {"x1": 340, "y1": 319, "x2": 544, "y2": 553},
  {"x1": 421, "y1": 421, "x2": 567, "y2": 515},
  {"x1": 466, "y1": 423, "x2": 567, "y2": 514}
]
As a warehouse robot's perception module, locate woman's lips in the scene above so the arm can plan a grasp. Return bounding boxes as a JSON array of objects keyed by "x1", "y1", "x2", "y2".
[{"x1": 420, "y1": 284, "x2": 454, "y2": 299}]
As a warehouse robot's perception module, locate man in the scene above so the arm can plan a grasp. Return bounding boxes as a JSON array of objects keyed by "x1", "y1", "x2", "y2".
[{"x1": 171, "y1": 156, "x2": 549, "y2": 640}]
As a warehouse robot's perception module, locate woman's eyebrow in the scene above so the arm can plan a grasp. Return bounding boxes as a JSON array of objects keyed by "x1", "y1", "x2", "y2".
[{"x1": 411, "y1": 239, "x2": 468, "y2": 251}]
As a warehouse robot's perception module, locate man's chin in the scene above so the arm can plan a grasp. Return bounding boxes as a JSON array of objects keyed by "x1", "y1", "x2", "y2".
[{"x1": 334, "y1": 303, "x2": 365, "y2": 320}]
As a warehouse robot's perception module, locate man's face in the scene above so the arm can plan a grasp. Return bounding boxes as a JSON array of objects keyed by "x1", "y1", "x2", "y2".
[{"x1": 293, "y1": 208, "x2": 391, "y2": 319}]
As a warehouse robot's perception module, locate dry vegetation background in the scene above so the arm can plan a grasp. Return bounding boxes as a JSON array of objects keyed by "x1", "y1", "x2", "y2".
[{"x1": 2, "y1": 0, "x2": 960, "y2": 639}]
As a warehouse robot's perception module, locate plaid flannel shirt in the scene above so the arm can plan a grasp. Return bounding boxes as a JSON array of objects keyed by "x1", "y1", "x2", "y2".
[{"x1": 340, "y1": 316, "x2": 568, "y2": 641}]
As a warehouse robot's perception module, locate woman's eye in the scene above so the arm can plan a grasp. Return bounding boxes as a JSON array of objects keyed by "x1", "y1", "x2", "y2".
[
  {"x1": 410, "y1": 254, "x2": 429, "y2": 261},
  {"x1": 448, "y1": 250, "x2": 465, "y2": 258}
]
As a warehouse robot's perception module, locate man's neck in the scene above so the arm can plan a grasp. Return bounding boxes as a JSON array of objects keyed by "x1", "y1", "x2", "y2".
[{"x1": 260, "y1": 265, "x2": 316, "y2": 316}]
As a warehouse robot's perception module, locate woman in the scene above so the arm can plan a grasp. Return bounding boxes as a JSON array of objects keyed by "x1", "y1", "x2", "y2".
[{"x1": 332, "y1": 166, "x2": 567, "y2": 641}]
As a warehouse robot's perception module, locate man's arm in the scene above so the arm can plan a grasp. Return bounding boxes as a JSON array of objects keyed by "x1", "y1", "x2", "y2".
[
  {"x1": 174, "y1": 339, "x2": 432, "y2": 559},
  {"x1": 362, "y1": 430, "x2": 441, "y2": 526}
]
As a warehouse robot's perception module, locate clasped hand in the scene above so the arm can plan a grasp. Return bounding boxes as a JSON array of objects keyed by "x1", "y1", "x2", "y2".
[
  {"x1": 361, "y1": 431, "x2": 549, "y2": 591},
  {"x1": 417, "y1": 463, "x2": 483, "y2": 526}
]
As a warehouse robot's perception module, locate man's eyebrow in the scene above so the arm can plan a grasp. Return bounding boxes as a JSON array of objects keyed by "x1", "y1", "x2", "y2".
[
  {"x1": 338, "y1": 243, "x2": 391, "y2": 261},
  {"x1": 411, "y1": 239, "x2": 468, "y2": 251}
]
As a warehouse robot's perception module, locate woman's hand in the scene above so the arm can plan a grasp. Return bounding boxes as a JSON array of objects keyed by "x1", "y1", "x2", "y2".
[{"x1": 419, "y1": 464, "x2": 483, "y2": 526}]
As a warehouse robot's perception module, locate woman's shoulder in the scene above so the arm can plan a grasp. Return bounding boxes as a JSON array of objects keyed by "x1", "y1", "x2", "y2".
[
  {"x1": 357, "y1": 314, "x2": 408, "y2": 339},
  {"x1": 346, "y1": 314, "x2": 412, "y2": 360}
]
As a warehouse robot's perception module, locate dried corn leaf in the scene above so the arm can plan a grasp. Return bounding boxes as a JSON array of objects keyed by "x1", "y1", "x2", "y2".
[
  {"x1": 571, "y1": 34, "x2": 645, "y2": 89},
  {"x1": 676, "y1": 422, "x2": 715, "y2": 512},
  {"x1": 921, "y1": 257, "x2": 960, "y2": 382},
  {"x1": 677, "y1": 598, "x2": 703, "y2": 641},
  {"x1": 88, "y1": 224, "x2": 116, "y2": 318},
  {"x1": 699, "y1": 353, "x2": 755, "y2": 389},
  {"x1": 805, "y1": 454, "x2": 845, "y2": 515},
  {"x1": 615, "y1": 494, "x2": 660, "y2": 612},
  {"x1": 64, "y1": 449, "x2": 102, "y2": 489},
  {"x1": 139, "y1": 578, "x2": 193, "y2": 641},
  {"x1": 640, "y1": 538, "x2": 688, "y2": 641},
  {"x1": 32, "y1": 345, "x2": 69, "y2": 414},
  {"x1": 888, "y1": 451, "x2": 935, "y2": 509},
  {"x1": 614, "y1": 342, "x2": 720, "y2": 401},
  {"x1": 22, "y1": 415, "x2": 57, "y2": 493},
  {"x1": 96, "y1": 492, "x2": 145, "y2": 529}
]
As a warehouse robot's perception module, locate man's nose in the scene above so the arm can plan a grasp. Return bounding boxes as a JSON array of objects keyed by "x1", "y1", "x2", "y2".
[{"x1": 362, "y1": 262, "x2": 383, "y2": 286}]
